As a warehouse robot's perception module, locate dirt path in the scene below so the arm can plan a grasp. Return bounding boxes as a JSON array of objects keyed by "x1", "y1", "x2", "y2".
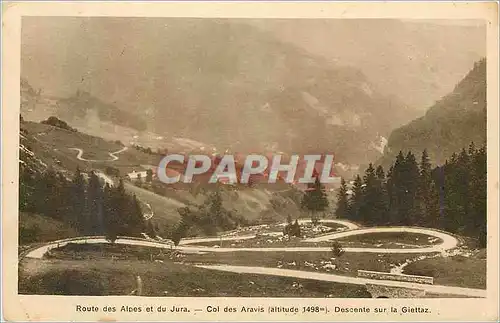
[{"x1": 194, "y1": 264, "x2": 486, "y2": 298}]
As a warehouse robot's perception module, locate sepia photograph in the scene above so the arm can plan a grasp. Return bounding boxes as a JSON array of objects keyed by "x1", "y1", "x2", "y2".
[{"x1": 2, "y1": 1, "x2": 499, "y2": 322}]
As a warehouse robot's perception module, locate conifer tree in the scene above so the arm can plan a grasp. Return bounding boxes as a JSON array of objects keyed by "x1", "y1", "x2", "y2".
[
  {"x1": 41, "y1": 168, "x2": 59, "y2": 218},
  {"x1": 56, "y1": 172, "x2": 72, "y2": 221},
  {"x1": 172, "y1": 207, "x2": 194, "y2": 245},
  {"x1": 127, "y1": 195, "x2": 145, "y2": 236},
  {"x1": 103, "y1": 183, "x2": 118, "y2": 242},
  {"x1": 136, "y1": 173, "x2": 142, "y2": 187},
  {"x1": 457, "y1": 148, "x2": 471, "y2": 231},
  {"x1": 375, "y1": 165, "x2": 386, "y2": 181},
  {"x1": 208, "y1": 188, "x2": 224, "y2": 234},
  {"x1": 71, "y1": 167, "x2": 87, "y2": 232},
  {"x1": 417, "y1": 149, "x2": 434, "y2": 226},
  {"x1": 359, "y1": 164, "x2": 388, "y2": 225},
  {"x1": 402, "y1": 151, "x2": 420, "y2": 225},
  {"x1": 443, "y1": 149, "x2": 470, "y2": 233},
  {"x1": 469, "y1": 144, "x2": 486, "y2": 246},
  {"x1": 348, "y1": 175, "x2": 364, "y2": 222},
  {"x1": 375, "y1": 165, "x2": 389, "y2": 224},
  {"x1": 335, "y1": 178, "x2": 349, "y2": 219},
  {"x1": 427, "y1": 181, "x2": 441, "y2": 229},
  {"x1": 292, "y1": 219, "x2": 301, "y2": 237},
  {"x1": 360, "y1": 163, "x2": 377, "y2": 224},
  {"x1": 385, "y1": 164, "x2": 395, "y2": 224},
  {"x1": 87, "y1": 171, "x2": 104, "y2": 235},
  {"x1": 387, "y1": 151, "x2": 405, "y2": 225},
  {"x1": 301, "y1": 177, "x2": 329, "y2": 222},
  {"x1": 146, "y1": 169, "x2": 153, "y2": 183}
]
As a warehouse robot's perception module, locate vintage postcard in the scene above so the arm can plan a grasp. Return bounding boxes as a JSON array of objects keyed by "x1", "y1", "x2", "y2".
[{"x1": 2, "y1": 1, "x2": 499, "y2": 322}]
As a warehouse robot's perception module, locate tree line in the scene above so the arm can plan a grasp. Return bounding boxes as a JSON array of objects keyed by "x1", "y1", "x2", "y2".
[
  {"x1": 335, "y1": 143, "x2": 486, "y2": 247},
  {"x1": 41, "y1": 116, "x2": 78, "y2": 132},
  {"x1": 19, "y1": 165, "x2": 146, "y2": 242}
]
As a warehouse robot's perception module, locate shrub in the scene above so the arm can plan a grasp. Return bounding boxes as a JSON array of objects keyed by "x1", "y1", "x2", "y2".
[
  {"x1": 106, "y1": 231, "x2": 117, "y2": 244},
  {"x1": 41, "y1": 116, "x2": 77, "y2": 132},
  {"x1": 283, "y1": 220, "x2": 301, "y2": 238},
  {"x1": 330, "y1": 241, "x2": 345, "y2": 258}
]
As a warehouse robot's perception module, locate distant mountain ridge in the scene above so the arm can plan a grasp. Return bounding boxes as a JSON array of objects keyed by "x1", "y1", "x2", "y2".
[
  {"x1": 381, "y1": 59, "x2": 486, "y2": 166},
  {"x1": 21, "y1": 77, "x2": 148, "y2": 130},
  {"x1": 21, "y1": 18, "x2": 422, "y2": 166},
  {"x1": 251, "y1": 19, "x2": 485, "y2": 109},
  {"x1": 56, "y1": 90, "x2": 148, "y2": 131}
]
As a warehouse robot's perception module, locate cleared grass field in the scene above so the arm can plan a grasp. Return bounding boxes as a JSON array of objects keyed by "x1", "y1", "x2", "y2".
[
  {"x1": 19, "y1": 212, "x2": 78, "y2": 245},
  {"x1": 39, "y1": 243, "x2": 414, "y2": 278},
  {"x1": 182, "y1": 250, "x2": 418, "y2": 276},
  {"x1": 185, "y1": 237, "x2": 330, "y2": 248},
  {"x1": 336, "y1": 232, "x2": 443, "y2": 249},
  {"x1": 123, "y1": 182, "x2": 184, "y2": 232},
  {"x1": 19, "y1": 258, "x2": 371, "y2": 297},
  {"x1": 182, "y1": 248, "x2": 486, "y2": 289},
  {"x1": 404, "y1": 252, "x2": 486, "y2": 289},
  {"x1": 127, "y1": 184, "x2": 300, "y2": 235},
  {"x1": 24, "y1": 122, "x2": 121, "y2": 159}
]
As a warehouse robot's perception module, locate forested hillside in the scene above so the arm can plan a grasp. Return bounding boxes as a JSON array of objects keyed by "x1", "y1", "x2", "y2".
[
  {"x1": 382, "y1": 59, "x2": 486, "y2": 166},
  {"x1": 19, "y1": 127, "x2": 149, "y2": 243},
  {"x1": 336, "y1": 144, "x2": 486, "y2": 246}
]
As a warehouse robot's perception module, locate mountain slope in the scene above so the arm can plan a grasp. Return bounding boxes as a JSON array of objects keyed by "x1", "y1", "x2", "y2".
[
  {"x1": 381, "y1": 59, "x2": 486, "y2": 165},
  {"x1": 22, "y1": 17, "x2": 421, "y2": 165},
  {"x1": 250, "y1": 19, "x2": 485, "y2": 110},
  {"x1": 19, "y1": 119, "x2": 307, "y2": 233},
  {"x1": 21, "y1": 79, "x2": 147, "y2": 132},
  {"x1": 56, "y1": 90, "x2": 147, "y2": 131}
]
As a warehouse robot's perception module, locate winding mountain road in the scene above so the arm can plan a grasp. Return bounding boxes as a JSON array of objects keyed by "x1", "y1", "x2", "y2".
[
  {"x1": 176, "y1": 222, "x2": 458, "y2": 254},
  {"x1": 20, "y1": 222, "x2": 481, "y2": 297},
  {"x1": 69, "y1": 146, "x2": 128, "y2": 162},
  {"x1": 23, "y1": 222, "x2": 458, "y2": 256}
]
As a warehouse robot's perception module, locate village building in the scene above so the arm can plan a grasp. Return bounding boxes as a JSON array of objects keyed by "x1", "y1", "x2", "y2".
[{"x1": 127, "y1": 170, "x2": 148, "y2": 181}]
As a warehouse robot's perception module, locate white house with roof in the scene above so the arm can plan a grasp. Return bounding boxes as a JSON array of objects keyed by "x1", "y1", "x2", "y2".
[{"x1": 127, "y1": 170, "x2": 148, "y2": 181}]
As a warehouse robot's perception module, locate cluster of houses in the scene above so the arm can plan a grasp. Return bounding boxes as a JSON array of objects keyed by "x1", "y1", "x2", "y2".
[{"x1": 126, "y1": 166, "x2": 156, "y2": 182}]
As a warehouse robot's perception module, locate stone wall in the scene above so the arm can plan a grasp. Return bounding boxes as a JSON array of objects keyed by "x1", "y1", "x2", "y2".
[
  {"x1": 357, "y1": 270, "x2": 434, "y2": 285},
  {"x1": 365, "y1": 284, "x2": 426, "y2": 298}
]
